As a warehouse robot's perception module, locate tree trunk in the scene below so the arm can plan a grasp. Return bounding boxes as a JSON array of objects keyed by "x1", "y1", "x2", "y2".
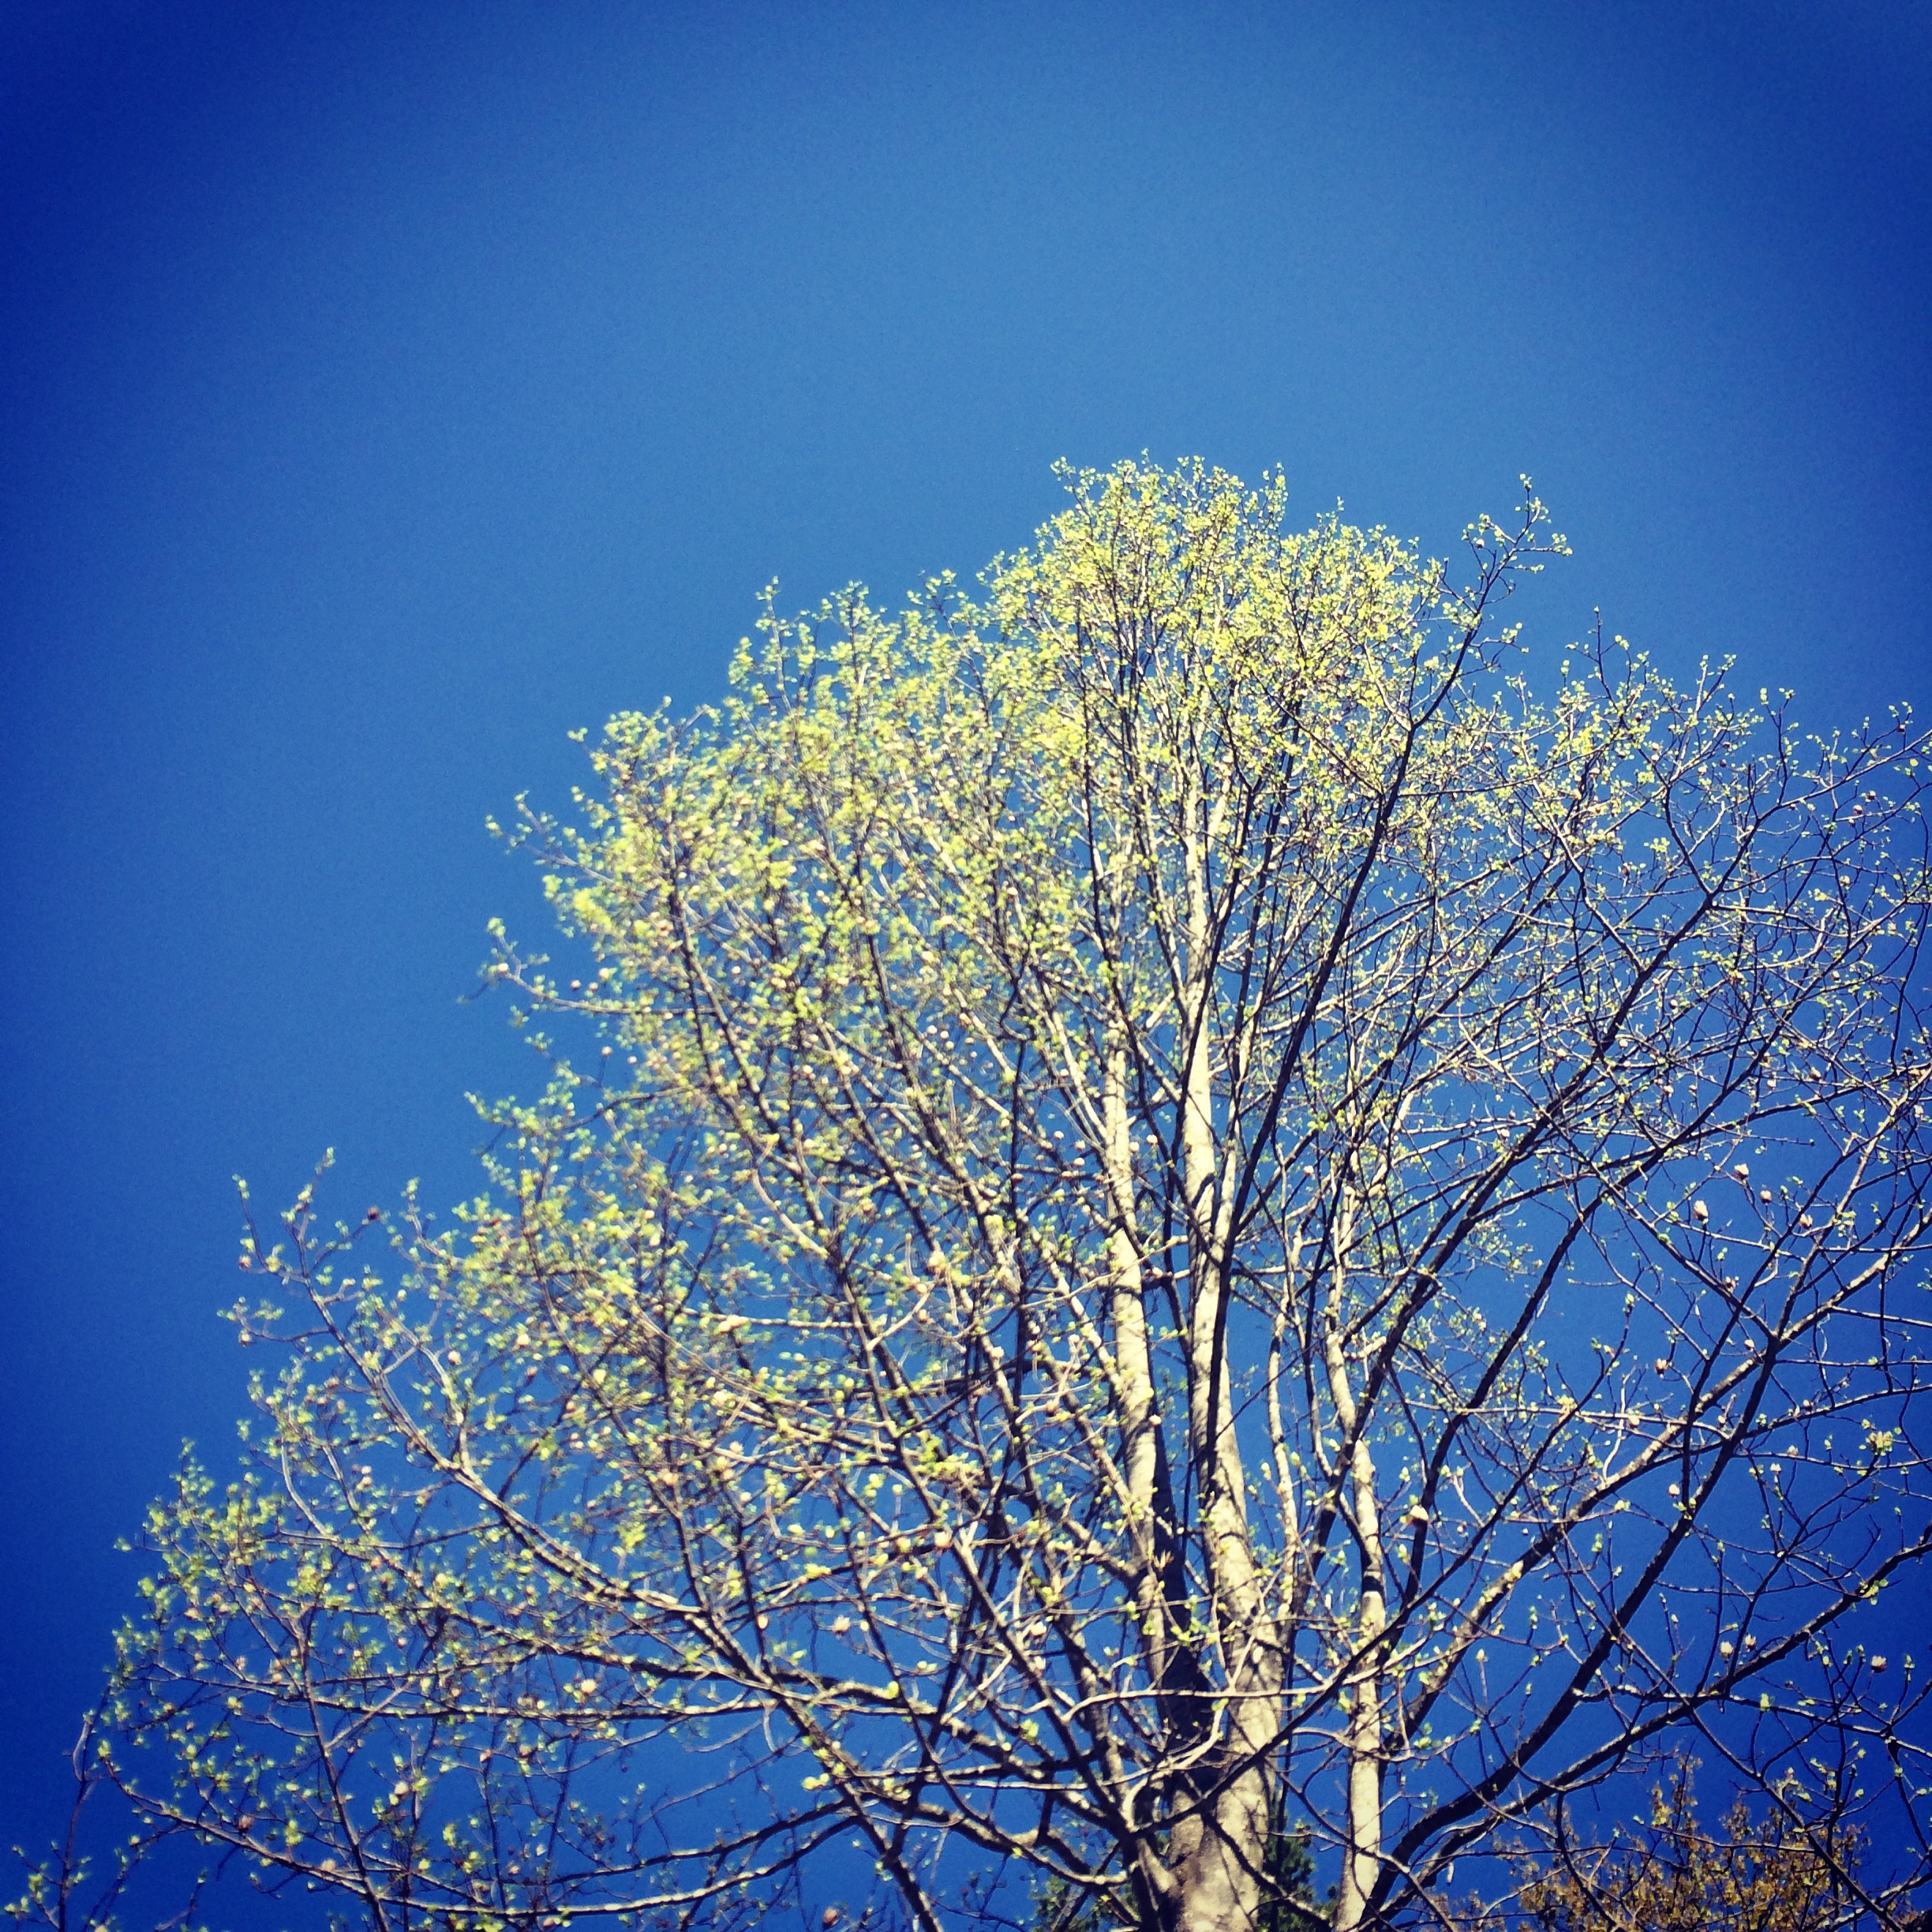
[
  {"x1": 1326, "y1": 1189, "x2": 1385, "y2": 1932},
  {"x1": 1167, "y1": 792, "x2": 1282, "y2": 1932}
]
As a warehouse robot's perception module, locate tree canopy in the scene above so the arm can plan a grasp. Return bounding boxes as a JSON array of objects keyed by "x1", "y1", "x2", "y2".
[
  {"x1": 42, "y1": 461, "x2": 1932, "y2": 1932},
  {"x1": 1460, "y1": 1755, "x2": 1868, "y2": 1932}
]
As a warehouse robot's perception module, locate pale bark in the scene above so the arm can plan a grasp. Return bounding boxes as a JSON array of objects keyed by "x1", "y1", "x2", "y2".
[
  {"x1": 1170, "y1": 785, "x2": 1282, "y2": 1932},
  {"x1": 1324, "y1": 1189, "x2": 1386, "y2": 1929},
  {"x1": 1103, "y1": 1035, "x2": 1191, "y2": 1921}
]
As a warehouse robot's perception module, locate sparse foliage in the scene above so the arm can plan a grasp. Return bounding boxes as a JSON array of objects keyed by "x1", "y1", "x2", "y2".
[
  {"x1": 40, "y1": 462, "x2": 1932, "y2": 1932},
  {"x1": 1452, "y1": 1757, "x2": 1867, "y2": 1932}
]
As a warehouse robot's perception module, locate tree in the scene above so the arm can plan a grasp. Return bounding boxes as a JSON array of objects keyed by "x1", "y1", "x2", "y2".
[
  {"x1": 1457, "y1": 1755, "x2": 1867, "y2": 1932},
  {"x1": 69, "y1": 461, "x2": 1932, "y2": 1932}
]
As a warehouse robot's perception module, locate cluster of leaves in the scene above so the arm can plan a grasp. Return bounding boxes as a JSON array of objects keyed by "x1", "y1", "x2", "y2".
[{"x1": 1447, "y1": 1758, "x2": 1873, "y2": 1932}]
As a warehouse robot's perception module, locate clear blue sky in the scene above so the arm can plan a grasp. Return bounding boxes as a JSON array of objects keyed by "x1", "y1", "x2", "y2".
[{"x1": 2, "y1": 0, "x2": 1927, "y2": 1860}]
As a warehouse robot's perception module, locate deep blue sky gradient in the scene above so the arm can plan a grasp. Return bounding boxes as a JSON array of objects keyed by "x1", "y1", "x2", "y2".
[{"x1": 2, "y1": 0, "x2": 1929, "y2": 1863}]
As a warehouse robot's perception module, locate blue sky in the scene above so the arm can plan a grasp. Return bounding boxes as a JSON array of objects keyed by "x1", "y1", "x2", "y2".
[{"x1": 2, "y1": 0, "x2": 1928, "y2": 1864}]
